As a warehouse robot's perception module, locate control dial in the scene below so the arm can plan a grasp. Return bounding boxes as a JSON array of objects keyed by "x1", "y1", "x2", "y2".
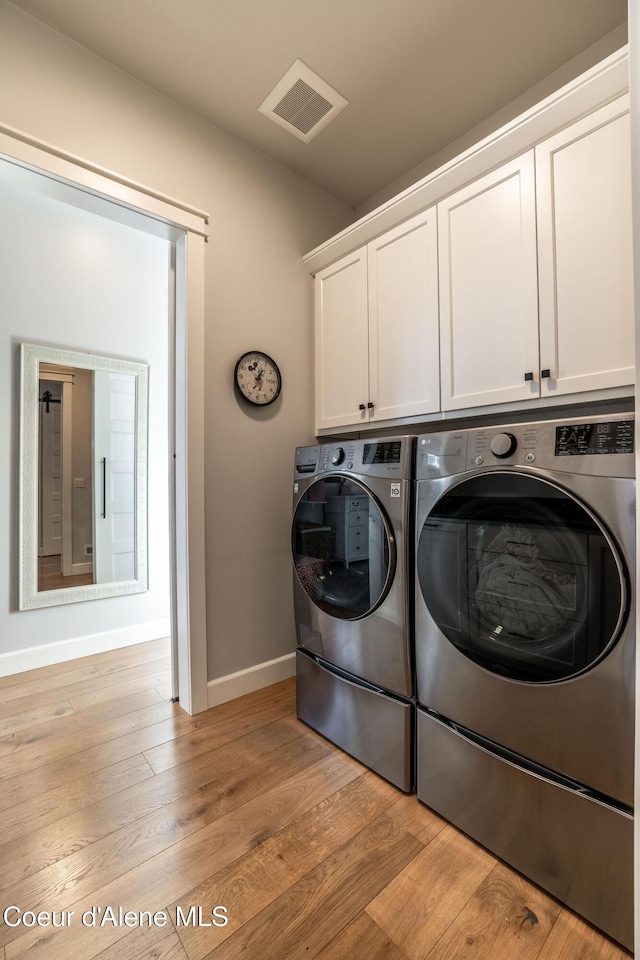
[
  {"x1": 490, "y1": 432, "x2": 517, "y2": 459},
  {"x1": 331, "y1": 447, "x2": 345, "y2": 465}
]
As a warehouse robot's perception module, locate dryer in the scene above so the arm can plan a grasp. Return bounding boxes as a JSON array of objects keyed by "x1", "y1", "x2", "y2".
[
  {"x1": 414, "y1": 412, "x2": 634, "y2": 949},
  {"x1": 292, "y1": 436, "x2": 415, "y2": 791}
]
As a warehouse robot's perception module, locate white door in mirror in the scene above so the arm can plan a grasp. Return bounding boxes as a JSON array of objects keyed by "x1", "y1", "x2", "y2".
[{"x1": 93, "y1": 370, "x2": 137, "y2": 583}]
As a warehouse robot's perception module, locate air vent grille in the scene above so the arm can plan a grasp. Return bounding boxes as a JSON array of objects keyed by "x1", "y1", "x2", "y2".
[
  {"x1": 272, "y1": 79, "x2": 333, "y2": 135},
  {"x1": 259, "y1": 59, "x2": 348, "y2": 144}
]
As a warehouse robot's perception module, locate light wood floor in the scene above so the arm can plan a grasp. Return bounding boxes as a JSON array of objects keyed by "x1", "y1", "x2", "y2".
[
  {"x1": 38, "y1": 555, "x2": 93, "y2": 591},
  {"x1": 0, "y1": 639, "x2": 631, "y2": 960}
]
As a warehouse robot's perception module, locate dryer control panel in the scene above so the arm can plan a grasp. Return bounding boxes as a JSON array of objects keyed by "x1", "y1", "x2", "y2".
[{"x1": 295, "y1": 436, "x2": 415, "y2": 480}]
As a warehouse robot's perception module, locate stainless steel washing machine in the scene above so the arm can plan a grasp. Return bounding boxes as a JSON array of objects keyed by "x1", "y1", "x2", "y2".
[
  {"x1": 292, "y1": 436, "x2": 415, "y2": 791},
  {"x1": 414, "y1": 412, "x2": 634, "y2": 949}
]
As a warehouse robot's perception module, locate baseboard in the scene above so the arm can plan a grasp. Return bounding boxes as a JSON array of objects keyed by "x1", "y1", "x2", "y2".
[
  {"x1": 72, "y1": 562, "x2": 93, "y2": 575},
  {"x1": 0, "y1": 619, "x2": 171, "y2": 677},
  {"x1": 207, "y1": 652, "x2": 296, "y2": 708}
]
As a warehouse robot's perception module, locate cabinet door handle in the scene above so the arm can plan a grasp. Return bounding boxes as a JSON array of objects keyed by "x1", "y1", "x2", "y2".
[
  {"x1": 358, "y1": 403, "x2": 366, "y2": 411},
  {"x1": 367, "y1": 402, "x2": 374, "y2": 409},
  {"x1": 524, "y1": 372, "x2": 534, "y2": 382},
  {"x1": 541, "y1": 369, "x2": 551, "y2": 379}
]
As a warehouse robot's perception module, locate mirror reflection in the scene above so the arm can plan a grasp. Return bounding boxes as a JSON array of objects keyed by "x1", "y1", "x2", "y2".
[
  {"x1": 37, "y1": 363, "x2": 137, "y2": 591},
  {"x1": 20, "y1": 343, "x2": 149, "y2": 610}
]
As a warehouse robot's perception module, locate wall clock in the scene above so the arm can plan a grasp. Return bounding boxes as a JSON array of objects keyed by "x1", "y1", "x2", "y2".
[{"x1": 234, "y1": 350, "x2": 282, "y2": 406}]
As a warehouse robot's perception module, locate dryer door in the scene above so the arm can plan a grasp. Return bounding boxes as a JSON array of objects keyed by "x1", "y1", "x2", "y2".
[
  {"x1": 417, "y1": 471, "x2": 627, "y2": 682},
  {"x1": 293, "y1": 475, "x2": 396, "y2": 621}
]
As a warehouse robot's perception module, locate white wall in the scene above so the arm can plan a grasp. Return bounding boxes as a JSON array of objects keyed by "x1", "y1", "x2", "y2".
[
  {"x1": 0, "y1": 1, "x2": 353, "y2": 689},
  {"x1": 0, "y1": 176, "x2": 171, "y2": 669}
]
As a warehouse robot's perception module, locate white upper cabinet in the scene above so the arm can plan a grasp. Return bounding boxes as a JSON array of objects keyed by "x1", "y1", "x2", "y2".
[
  {"x1": 314, "y1": 248, "x2": 369, "y2": 432},
  {"x1": 367, "y1": 213, "x2": 439, "y2": 422},
  {"x1": 536, "y1": 96, "x2": 633, "y2": 397},
  {"x1": 314, "y1": 209, "x2": 439, "y2": 432},
  {"x1": 438, "y1": 97, "x2": 633, "y2": 413},
  {"x1": 438, "y1": 153, "x2": 540, "y2": 411}
]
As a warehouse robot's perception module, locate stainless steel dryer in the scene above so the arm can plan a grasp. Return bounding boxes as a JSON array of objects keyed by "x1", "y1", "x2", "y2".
[
  {"x1": 292, "y1": 436, "x2": 415, "y2": 791},
  {"x1": 414, "y1": 412, "x2": 634, "y2": 950}
]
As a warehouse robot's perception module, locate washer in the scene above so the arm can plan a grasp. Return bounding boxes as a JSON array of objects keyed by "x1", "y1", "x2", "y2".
[
  {"x1": 414, "y1": 412, "x2": 634, "y2": 950},
  {"x1": 292, "y1": 436, "x2": 415, "y2": 791}
]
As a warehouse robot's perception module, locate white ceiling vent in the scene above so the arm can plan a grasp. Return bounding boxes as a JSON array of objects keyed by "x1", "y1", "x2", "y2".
[{"x1": 259, "y1": 59, "x2": 348, "y2": 144}]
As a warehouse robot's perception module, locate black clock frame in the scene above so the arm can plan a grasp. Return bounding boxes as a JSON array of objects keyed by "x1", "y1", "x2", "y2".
[{"x1": 234, "y1": 350, "x2": 282, "y2": 406}]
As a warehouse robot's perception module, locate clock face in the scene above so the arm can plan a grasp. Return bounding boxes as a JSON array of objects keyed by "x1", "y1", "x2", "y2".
[{"x1": 234, "y1": 351, "x2": 282, "y2": 406}]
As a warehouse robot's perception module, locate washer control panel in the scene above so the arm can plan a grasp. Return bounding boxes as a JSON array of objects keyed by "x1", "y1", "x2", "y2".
[
  {"x1": 416, "y1": 414, "x2": 634, "y2": 480},
  {"x1": 555, "y1": 420, "x2": 634, "y2": 456},
  {"x1": 472, "y1": 425, "x2": 538, "y2": 465}
]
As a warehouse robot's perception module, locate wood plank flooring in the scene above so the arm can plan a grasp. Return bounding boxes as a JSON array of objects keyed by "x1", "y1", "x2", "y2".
[
  {"x1": 38, "y1": 556, "x2": 93, "y2": 591},
  {"x1": 0, "y1": 640, "x2": 631, "y2": 960}
]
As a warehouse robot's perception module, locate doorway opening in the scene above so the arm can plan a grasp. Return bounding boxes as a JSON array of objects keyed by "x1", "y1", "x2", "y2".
[{"x1": 0, "y1": 127, "x2": 208, "y2": 713}]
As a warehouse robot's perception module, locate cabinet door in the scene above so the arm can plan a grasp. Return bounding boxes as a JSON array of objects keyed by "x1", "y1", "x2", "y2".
[
  {"x1": 536, "y1": 96, "x2": 633, "y2": 397},
  {"x1": 368, "y1": 209, "x2": 439, "y2": 421},
  {"x1": 314, "y1": 249, "x2": 369, "y2": 432},
  {"x1": 438, "y1": 153, "x2": 539, "y2": 411}
]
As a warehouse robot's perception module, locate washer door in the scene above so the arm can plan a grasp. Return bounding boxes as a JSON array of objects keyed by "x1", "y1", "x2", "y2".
[
  {"x1": 293, "y1": 475, "x2": 395, "y2": 620},
  {"x1": 417, "y1": 472, "x2": 627, "y2": 682}
]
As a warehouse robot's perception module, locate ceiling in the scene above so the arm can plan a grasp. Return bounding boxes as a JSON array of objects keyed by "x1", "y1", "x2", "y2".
[{"x1": 9, "y1": 0, "x2": 628, "y2": 209}]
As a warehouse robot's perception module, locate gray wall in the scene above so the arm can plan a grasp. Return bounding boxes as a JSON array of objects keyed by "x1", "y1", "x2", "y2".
[{"x1": 0, "y1": 1, "x2": 353, "y2": 681}]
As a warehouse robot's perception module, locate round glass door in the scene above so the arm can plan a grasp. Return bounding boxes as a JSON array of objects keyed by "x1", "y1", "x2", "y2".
[
  {"x1": 292, "y1": 476, "x2": 395, "y2": 620},
  {"x1": 417, "y1": 472, "x2": 627, "y2": 682}
]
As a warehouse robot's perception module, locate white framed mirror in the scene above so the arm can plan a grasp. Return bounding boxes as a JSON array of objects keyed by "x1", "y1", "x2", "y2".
[{"x1": 19, "y1": 342, "x2": 149, "y2": 609}]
